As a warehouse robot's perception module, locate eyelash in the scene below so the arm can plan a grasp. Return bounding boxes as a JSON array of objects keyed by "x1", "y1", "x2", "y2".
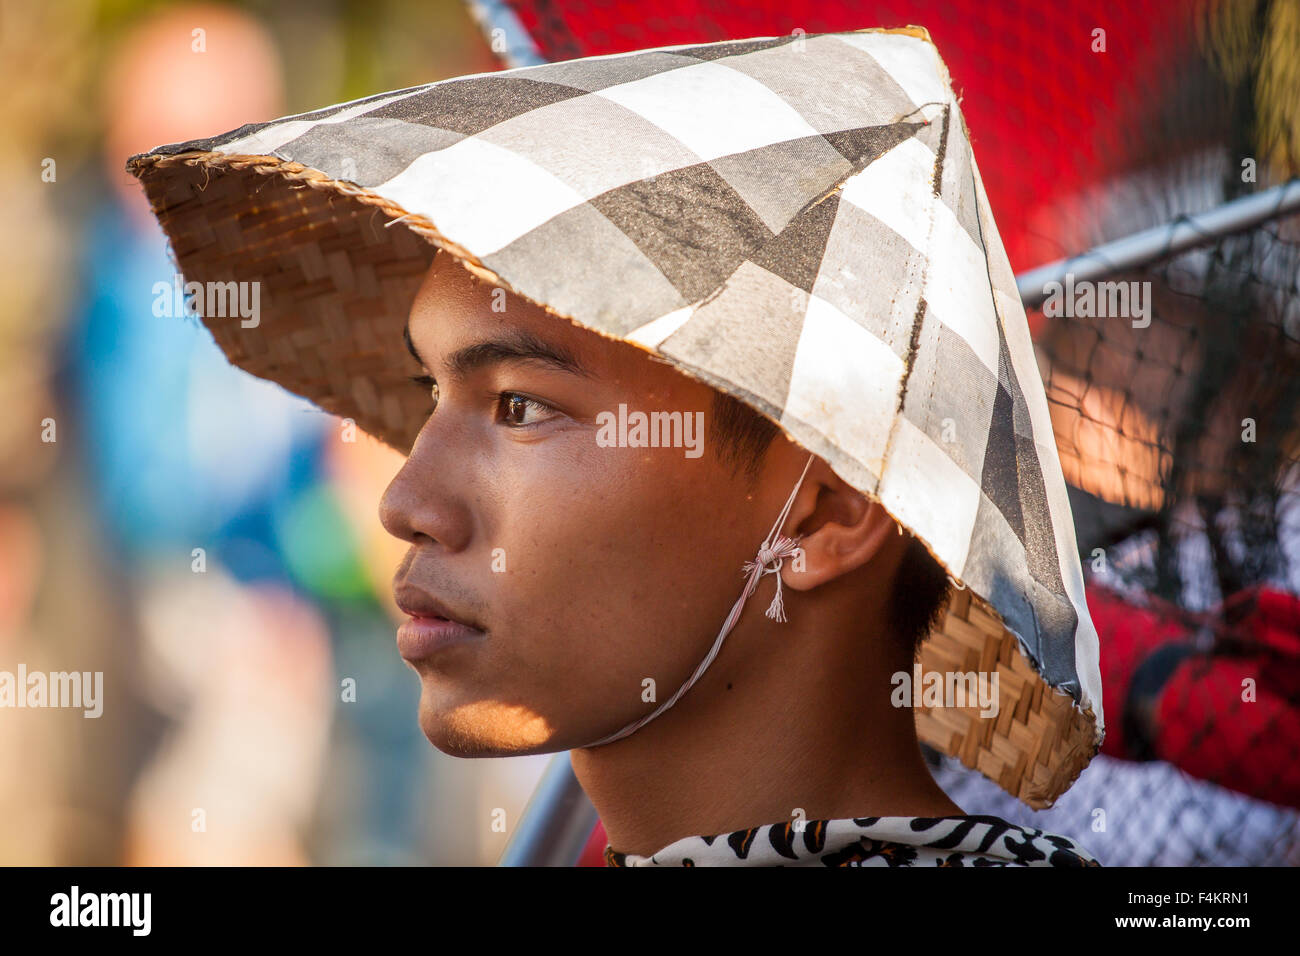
[{"x1": 407, "y1": 375, "x2": 555, "y2": 428}]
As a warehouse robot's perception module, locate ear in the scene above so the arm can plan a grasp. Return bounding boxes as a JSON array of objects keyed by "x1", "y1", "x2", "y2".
[{"x1": 779, "y1": 466, "x2": 902, "y2": 592}]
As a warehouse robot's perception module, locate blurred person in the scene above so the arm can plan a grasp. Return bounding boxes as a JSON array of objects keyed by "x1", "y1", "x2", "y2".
[
  {"x1": 64, "y1": 3, "x2": 338, "y2": 865},
  {"x1": 104, "y1": 2, "x2": 284, "y2": 230},
  {"x1": 130, "y1": 28, "x2": 1108, "y2": 866}
]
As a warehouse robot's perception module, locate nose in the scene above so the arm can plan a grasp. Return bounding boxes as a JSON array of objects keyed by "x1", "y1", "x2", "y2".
[{"x1": 378, "y1": 421, "x2": 470, "y2": 552}]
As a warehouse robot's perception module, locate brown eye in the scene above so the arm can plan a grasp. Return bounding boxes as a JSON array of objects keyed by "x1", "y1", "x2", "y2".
[{"x1": 498, "y1": 392, "x2": 553, "y2": 427}]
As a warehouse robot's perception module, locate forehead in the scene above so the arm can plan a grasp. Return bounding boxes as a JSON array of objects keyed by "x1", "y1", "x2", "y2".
[{"x1": 412, "y1": 254, "x2": 589, "y2": 346}]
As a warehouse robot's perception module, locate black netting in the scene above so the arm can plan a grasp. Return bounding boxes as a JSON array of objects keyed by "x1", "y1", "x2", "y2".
[
  {"x1": 1040, "y1": 198, "x2": 1300, "y2": 609},
  {"x1": 930, "y1": 172, "x2": 1300, "y2": 866}
]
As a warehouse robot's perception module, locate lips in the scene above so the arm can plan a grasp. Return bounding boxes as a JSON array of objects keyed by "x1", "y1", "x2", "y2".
[
  {"x1": 392, "y1": 582, "x2": 485, "y2": 663},
  {"x1": 393, "y1": 583, "x2": 482, "y2": 630}
]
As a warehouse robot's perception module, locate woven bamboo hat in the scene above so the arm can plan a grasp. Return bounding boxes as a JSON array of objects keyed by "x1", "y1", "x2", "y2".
[{"x1": 127, "y1": 25, "x2": 1103, "y2": 808}]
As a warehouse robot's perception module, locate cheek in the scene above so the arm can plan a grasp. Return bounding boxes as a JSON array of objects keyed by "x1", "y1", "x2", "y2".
[{"x1": 482, "y1": 446, "x2": 753, "y2": 698}]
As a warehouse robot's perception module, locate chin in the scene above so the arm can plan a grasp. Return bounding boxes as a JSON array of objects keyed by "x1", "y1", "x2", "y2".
[{"x1": 416, "y1": 690, "x2": 559, "y2": 757}]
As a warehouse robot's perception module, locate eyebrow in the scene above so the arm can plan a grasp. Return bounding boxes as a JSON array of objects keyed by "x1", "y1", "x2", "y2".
[{"x1": 403, "y1": 322, "x2": 591, "y2": 380}]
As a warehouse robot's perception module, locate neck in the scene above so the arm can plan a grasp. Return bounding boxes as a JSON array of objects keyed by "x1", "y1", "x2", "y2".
[{"x1": 569, "y1": 592, "x2": 964, "y2": 858}]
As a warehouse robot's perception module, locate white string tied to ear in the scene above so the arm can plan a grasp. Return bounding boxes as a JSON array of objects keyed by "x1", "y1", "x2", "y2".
[
  {"x1": 583, "y1": 452, "x2": 816, "y2": 748},
  {"x1": 740, "y1": 490, "x2": 807, "y2": 623}
]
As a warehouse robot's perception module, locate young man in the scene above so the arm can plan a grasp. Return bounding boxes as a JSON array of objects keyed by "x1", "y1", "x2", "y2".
[
  {"x1": 384, "y1": 251, "x2": 1098, "y2": 865},
  {"x1": 128, "y1": 26, "x2": 1105, "y2": 865}
]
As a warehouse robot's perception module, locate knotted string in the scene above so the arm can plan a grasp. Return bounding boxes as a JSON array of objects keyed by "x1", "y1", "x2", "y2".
[{"x1": 583, "y1": 452, "x2": 817, "y2": 748}]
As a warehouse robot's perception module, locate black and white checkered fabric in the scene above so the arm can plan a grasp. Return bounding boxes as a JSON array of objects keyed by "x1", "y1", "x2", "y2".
[{"x1": 138, "y1": 28, "x2": 1103, "y2": 738}]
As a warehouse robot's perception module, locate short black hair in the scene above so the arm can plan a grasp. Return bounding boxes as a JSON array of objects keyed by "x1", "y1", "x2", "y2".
[{"x1": 710, "y1": 391, "x2": 951, "y2": 661}]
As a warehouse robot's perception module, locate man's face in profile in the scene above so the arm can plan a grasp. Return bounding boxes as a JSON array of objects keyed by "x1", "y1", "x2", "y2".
[{"x1": 379, "y1": 254, "x2": 785, "y2": 755}]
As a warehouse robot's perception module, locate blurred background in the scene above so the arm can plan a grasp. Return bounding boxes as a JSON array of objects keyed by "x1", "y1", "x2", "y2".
[
  {"x1": 0, "y1": 0, "x2": 533, "y2": 866},
  {"x1": 1, "y1": 0, "x2": 1297, "y2": 865}
]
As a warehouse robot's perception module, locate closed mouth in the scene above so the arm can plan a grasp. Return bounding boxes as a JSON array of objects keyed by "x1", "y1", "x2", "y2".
[{"x1": 393, "y1": 582, "x2": 483, "y2": 631}]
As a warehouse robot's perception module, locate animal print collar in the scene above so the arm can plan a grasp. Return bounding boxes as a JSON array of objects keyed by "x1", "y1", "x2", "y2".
[{"x1": 603, "y1": 814, "x2": 1101, "y2": 867}]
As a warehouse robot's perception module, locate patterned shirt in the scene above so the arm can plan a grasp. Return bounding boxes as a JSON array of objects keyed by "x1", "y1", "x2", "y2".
[{"x1": 604, "y1": 814, "x2": 1102, "y2": 867}]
